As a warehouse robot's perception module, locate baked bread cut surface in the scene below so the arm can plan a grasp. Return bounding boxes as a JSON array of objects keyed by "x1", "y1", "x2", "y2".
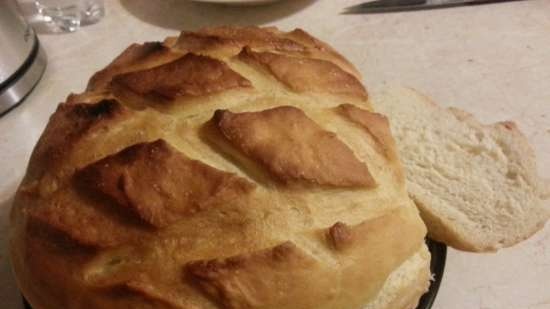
[
  {"x1": 371, "y1": 87, "x2": 549, "y2": 252},
  {"x1": 9, "y1": 27, "x2": 429, "y2": 309}
]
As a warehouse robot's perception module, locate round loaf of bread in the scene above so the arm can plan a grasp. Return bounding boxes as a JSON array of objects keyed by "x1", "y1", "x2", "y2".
[{"x1": 10, "y1": 26, "x2": 430, "y2": 309}]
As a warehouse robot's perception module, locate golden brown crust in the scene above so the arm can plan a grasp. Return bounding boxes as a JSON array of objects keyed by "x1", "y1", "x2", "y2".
[
  {"x1": 175, "y1": 26, "x2": 307, "y2": 56},
  {"x1": 122, "y1": 280, "x2": 187, "y2": 309},
  {"x1": 186, "y1": 242, "x2": 319, "y2": 309},
  {"x1": 10, "y1": 26, "x2": 428, "y2": 309},
  {"x1": 212, "y1": 106, "x2": 376, "y2": 187},
  {"x1": 174, "y1": 26, "x2": 361, "y2": 80},
  {"x1": 326, "y1": 222, "x2": 354, "y2": 251},
  {"x1": 26, "y1": 100, "x2": 131, "y2": 182},
  {"x1": 76, "y1": 139, "x2": 255, "y2": 228},
  {"x1": 338, "y1": 104, "x2": 397, "y2": 160},
  {"x1": 26, "y1": 187, "x2": 148, "y2": 248},
  {"x1": 323, "y1": 208, "x2": 427, "y2": 309},
  {"x1": 186, "y1": 207, "x2": 425, "y2": 309},
  {"x1": 112, "y1": 53, "x2": 252, "y2": 101},
  {"x1": 284, "y1": 28, "x2": 361, "y2": 78},
  {"x1": 174, "y1": 31, "x2": 229, "y2": 53},
  {"x1": 88, "y1": 42, "x2": 183, "y2": 91},
  {"x1": 238, "y1": 47, "x2": 367, "y2": 100}
]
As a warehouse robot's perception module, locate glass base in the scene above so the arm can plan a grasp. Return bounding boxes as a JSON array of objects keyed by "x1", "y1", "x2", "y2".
[{"x1": 35, "y1": 0, "x2": 104, "y2": 33}]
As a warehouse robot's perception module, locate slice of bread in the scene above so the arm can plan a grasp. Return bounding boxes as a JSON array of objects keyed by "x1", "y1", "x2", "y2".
[{"x1": 371, "y1": 87, "x2": 550, "y2": 252}]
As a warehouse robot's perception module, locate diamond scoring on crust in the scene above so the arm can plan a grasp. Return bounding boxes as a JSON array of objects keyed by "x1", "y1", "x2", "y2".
[
  {"x1": 13, "y1": 27, "x2": 430, "y2": 309},
  {"x1": 26, "y1": 99, "x2": 131, "y2": 181},
  {"x1": 76, "y1": 139, "x2": 256, "y2": 228},
  {"x1": 337, "y1": 104, "x2": 397, "y2": 160},
  {"x1": 25, "y1": 187, "x2": 148, "y2": 249},
  {"x1": 185, "y1": 242, "x2": 320, "y2": 309},
  {"x1": 175, "y1": 26, "x2": 307, "y2": 55},
  {"x1": 238, "y1": 47, "x2": 367, "y2": 99},
  {"x1": 112, "y1": 53, "x2": 252, "y2": 100},
  {"x1": 211, "y1": 106, "x2": 376, "y2": 187},
  {"x1": 87, "y1": 41, "x2": 183, "y2": 92}
]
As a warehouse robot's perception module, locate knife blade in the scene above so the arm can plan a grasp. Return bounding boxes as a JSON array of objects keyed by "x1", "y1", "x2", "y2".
[{"x1": 343, "y1": 0, "x2": 527, "y2": 14}]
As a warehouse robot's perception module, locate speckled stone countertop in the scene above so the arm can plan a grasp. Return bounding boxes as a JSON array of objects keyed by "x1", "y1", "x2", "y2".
[{"x1": 1, "y1": 1, "x2": 549, "y2": 308}]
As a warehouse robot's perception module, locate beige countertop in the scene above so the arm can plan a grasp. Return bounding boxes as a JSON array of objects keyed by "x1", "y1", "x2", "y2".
[{"x1": 1, "y1": 0, "x2": 549, "y2": 308}]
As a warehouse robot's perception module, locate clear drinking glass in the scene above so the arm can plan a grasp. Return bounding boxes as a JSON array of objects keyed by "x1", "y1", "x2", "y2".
[{"x1": 34, "y1": 0, "x2": 104, "y2": 33}]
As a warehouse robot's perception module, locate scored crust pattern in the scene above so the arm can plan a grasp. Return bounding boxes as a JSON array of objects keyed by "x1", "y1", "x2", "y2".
[
  {"x1": 76, "y1": 139, "x2": 256, "y2": 229},
  {"x1": 112, "y1": 53, "x2": 252, "y2": 100},
  {"x1": 211, "y1": 106, "x2": 375, "y2": 187},
  {"x1": 10, "y1": 26, "x2": 427, "y2": 309}
]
